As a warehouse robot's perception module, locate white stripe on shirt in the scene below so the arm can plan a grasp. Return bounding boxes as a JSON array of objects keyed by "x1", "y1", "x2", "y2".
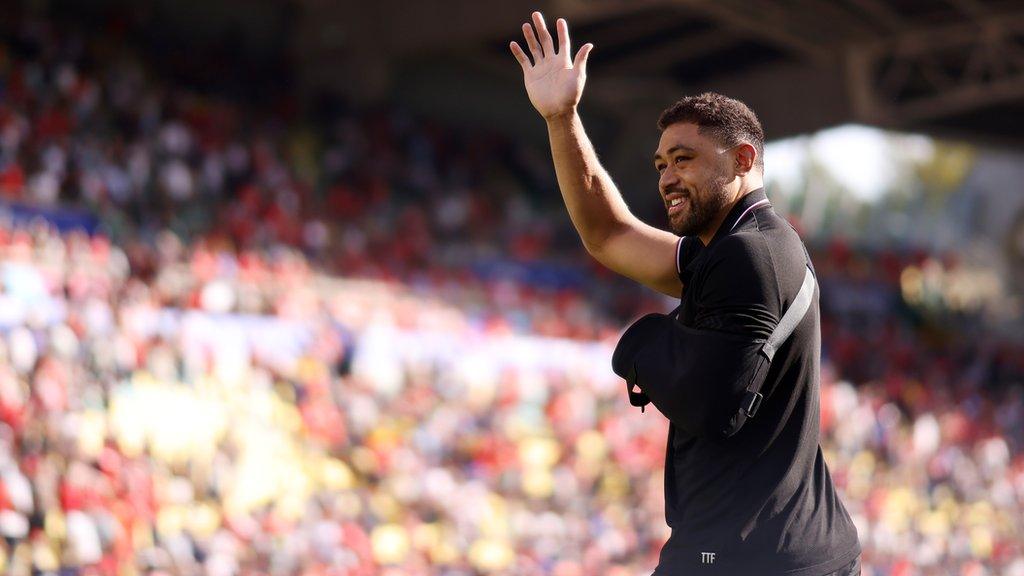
[
  {"x1": 676, "y1": 235, "x2": 684, "y2": 275},
  {"x1": 729, "y1": 198, "x2": 771, "y2": 232}
]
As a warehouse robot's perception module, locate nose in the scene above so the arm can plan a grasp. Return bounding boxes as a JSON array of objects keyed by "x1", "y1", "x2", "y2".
[{"x1": 659, "y1": 167, "x2": 678, "y2": 194}]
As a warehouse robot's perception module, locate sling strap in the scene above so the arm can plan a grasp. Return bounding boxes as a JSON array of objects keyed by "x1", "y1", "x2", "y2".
[{"x1": 738, "y1": 264, "x2": 816, "y2": 418}]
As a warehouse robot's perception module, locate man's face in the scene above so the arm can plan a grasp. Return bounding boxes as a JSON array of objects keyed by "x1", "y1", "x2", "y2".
[{"x1": 653, "y1": 122, "x2": 735, "y2": 238}]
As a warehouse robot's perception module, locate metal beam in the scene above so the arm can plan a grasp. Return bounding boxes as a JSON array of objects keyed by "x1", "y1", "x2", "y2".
[
  {"x1": 301, "y1": 0, "x2": 674, "y2": 57},
  {"x1": 843, "y1": 4, "x2": 1024, "y2": 127},
  {"x1": 845, "y1": 0, "x2": 905, "y2": 32},
  {"x1": 896, "y1": 74, "x2": 1024, "y2": 123},
  {"x1": 786, "y1": 0, "x2": 881, "y2": 41},
  {"x1": 587, "y1": 75, "x2": 687, "y2": 105},
  {"x1": 598, "y1": 29, "x2": 740, "y2": 74},
  {"x1": 672, "y1": 0, "x2": 836, "y2": 64},
  {"x1": 942, "y1": 0, "x2": 991, "y2": 19},
  {"x1": 879, "y1": 12, "x2": 1024, "y2": 57},
  {"x1": 564, "y1": 6, "x2": 687, "y2": 49},
  {"x1": 845, "y1": 45, "x2": 886, "y2": 123}
]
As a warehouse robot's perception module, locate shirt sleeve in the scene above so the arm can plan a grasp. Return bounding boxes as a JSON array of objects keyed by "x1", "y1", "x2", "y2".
[
  {"x1": 692, "y1": 233, "x2": 780, "y2": 339},
  {"x1": 676, "y1": 236, "x2": 704, "y2": 285}
]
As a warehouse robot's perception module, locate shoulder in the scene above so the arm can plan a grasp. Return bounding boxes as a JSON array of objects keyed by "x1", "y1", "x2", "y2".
[
  {"x1": 704, "y1": 231, "x2": 776, "y2": 280},
  {"x1": 692, "y1": 231, "x2": 782, "y2": 337},
  {"x1": 699, "y1": 232, "x2": 780, "y2": 301},
  {"x1": 707, "y1": 210, "x2": 809, "y2": 288},
  {"x1": 695, "y1": 229, "x2": 786, "y2": 321},
  {"x1": 749, "y1": 207, "x2": 808, "y2": 261},
  {"x1": 748, "y1": 209, "x2": 814, "y2": 299}
]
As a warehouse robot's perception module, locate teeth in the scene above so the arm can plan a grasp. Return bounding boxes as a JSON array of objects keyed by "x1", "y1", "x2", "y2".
[{"x1": 670, "y1": 198, "x2": 682, "y2": 207}]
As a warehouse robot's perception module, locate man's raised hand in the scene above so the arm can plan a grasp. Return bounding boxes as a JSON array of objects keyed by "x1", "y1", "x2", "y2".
[{"x1": 510, "y1": 12, "x2": 593, "y2": 121}]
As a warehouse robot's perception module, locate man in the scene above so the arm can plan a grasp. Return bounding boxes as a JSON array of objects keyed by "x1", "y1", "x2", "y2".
[{"x1": 510, "y1": 12, "x2": 862, "y2": 575}]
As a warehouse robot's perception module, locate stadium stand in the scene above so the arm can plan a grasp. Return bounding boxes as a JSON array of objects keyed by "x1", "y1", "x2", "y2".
[{"x1": 0, "y1": 10, "x2": 1022, "y2": 576}]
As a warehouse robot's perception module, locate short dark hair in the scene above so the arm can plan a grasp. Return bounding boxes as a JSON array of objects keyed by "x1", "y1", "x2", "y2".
[{"x1": 657, "y1": 92, "x2": 765, "y2": 170}]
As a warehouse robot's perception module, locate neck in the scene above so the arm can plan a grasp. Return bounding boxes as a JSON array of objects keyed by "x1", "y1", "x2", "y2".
[{"x1": 697, "y1": 178, "x2": 764, "y2": 245}]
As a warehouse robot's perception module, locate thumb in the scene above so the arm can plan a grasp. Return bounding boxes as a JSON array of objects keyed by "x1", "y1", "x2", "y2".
[{"x1": 574, "y1": 43, "x2": 593, "y2": 75}]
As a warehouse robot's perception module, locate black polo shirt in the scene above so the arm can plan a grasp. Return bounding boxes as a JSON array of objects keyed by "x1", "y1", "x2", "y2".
[{"x1": 614, "y1": 189, "x2": 860, "y2": 575}]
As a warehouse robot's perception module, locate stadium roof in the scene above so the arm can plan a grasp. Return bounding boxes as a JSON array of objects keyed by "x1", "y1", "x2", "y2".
[{"x1": 296, "y1": 0, "x2": 1024, "y2": 144}]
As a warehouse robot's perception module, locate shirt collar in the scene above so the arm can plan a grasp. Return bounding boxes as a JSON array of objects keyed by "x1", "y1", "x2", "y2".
[{"x1": 706, "y1": 187, "x2": 769, "y2": 247}]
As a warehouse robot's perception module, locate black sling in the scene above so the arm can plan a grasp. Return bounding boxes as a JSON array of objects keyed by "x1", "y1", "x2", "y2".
[{"x1": 625, "y1": 264, "x2": 816, "y2": 428}]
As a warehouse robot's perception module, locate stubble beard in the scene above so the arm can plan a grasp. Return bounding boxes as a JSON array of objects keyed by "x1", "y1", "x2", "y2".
[{"x1": 668, "y1": 177, "x2": 732, "y2": 237}]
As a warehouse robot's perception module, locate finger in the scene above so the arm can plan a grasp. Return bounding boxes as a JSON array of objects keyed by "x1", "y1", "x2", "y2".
[
  {"x1": 509, "y1": 41, "x2": 531, "y2": 70},
  {"x1": 522, "y1": 22, "x2": 543, "y2": 60},
  {"x1": 556, "y1": 18, "x2": 570, "y2": 61},
  {"x1": 574, "y1": 43, "x2": 593, "y2": 75},
  {"x1": 532, "y1": 11, "x2": 554, "y2": 56}
]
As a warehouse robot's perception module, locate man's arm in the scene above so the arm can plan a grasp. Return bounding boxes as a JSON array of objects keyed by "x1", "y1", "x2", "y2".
[
  {"x1": 510, "y1": 12, "x2": 682, "y2": 297},
  {"x1": 545, "y1": 112, "x2": 683, "y2": 296}
]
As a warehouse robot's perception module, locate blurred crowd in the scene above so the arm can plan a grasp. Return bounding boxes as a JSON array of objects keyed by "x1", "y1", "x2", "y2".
[
  {"x1": 0, "y1": 10, "x2": 654, "y2": 334},
  {"x1": 1, "y1": 9, "x2": 1023, "y2": 576}
]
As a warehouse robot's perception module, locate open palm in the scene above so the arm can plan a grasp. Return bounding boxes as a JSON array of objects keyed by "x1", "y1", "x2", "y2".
[{"x1": 510, "y1": 12, "x2": 593, "y2": 120}]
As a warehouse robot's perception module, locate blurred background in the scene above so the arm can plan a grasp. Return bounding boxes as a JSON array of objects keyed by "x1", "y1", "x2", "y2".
[{"x1": 1, "y1": 0, "x2": 1023, "y2": 574}]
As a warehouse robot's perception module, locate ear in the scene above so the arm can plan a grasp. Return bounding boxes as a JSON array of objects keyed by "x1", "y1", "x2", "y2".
[{"x1": 734, "y1": 143, "x2": 757, "y2": 175}]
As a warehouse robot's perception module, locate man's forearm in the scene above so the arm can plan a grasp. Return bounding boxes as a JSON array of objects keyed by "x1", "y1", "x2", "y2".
[{"x1": 546, "y1": 110, "x2": 633, "y2": 253}]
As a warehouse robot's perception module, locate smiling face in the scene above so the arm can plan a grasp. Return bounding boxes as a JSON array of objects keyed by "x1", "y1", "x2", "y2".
[{"x1": 653, "y1": 122, "x2": 736, "y2": 239}]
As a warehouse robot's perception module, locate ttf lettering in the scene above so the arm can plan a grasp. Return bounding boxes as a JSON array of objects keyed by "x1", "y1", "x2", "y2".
[{"x1": 701, "y1": 552, "x2": 716, "y2": 564}]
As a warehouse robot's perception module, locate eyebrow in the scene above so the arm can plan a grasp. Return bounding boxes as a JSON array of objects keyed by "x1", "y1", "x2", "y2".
[{"x1": 653, "y1": 144, "x2": 697, "y2": 163}]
